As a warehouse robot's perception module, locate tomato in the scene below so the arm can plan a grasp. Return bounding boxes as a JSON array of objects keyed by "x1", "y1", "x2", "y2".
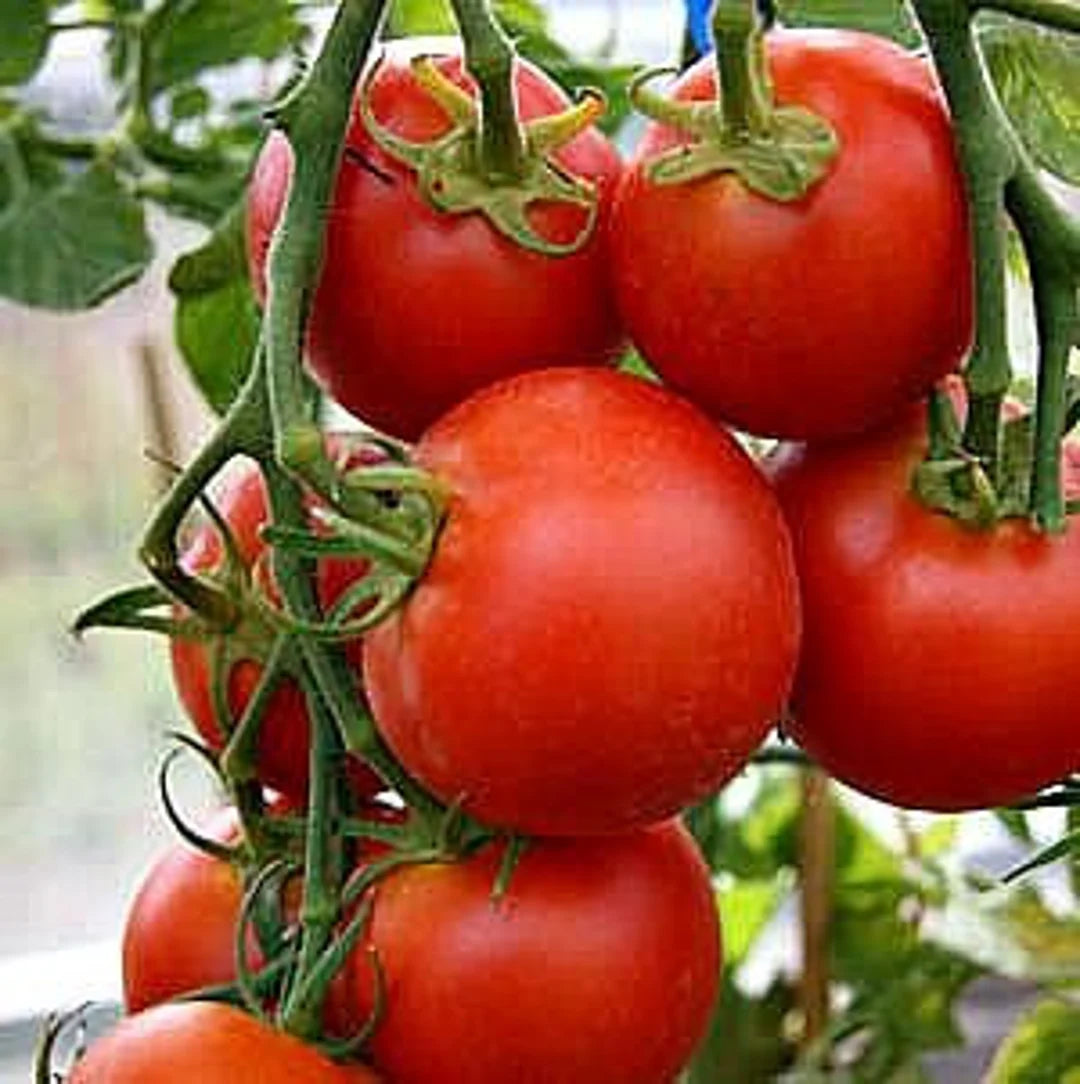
[
  {"x1": 363, "y1": 367, "x2": 800, "y2": 835},
  {"x1": 68, "y1": 1002, "x2": 380, "y2": 1083},
  {"x1": 247, "y1": 44, "x2": 624, "y2": 439},
  {"x1": 122, "y1": 807, "x2": 250, "y2": 1013},
  {"x1": 338, "y1": 820, "x2": 719, "y2": 1084},
  {"x1": 610, "y1": 29, "x2": 972, "y2": 440},
  {"x1": 124, "y1": 800, "x2": 403, "y2": 1017},
  {"x1": 170, "y1": 447, "x2": 380, "y2": 802},
  {"x1": 769, "y1": 404, "x2": 1080, "y2": 810}
]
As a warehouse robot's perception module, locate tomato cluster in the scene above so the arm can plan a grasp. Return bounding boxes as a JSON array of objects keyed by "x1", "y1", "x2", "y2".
[{"x1": 72, "y1": 22, "x2": 1080, "y2": 1084}]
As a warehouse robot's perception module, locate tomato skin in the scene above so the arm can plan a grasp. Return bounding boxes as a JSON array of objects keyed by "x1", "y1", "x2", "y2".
[
  {"x1": 363, "y1": 367, "x2": 800, "y2": 835},
  {"x1": 769, "y1": 407, "x2": 1080, "y2": 810},
  {"x1": 169, "y1": 450, "x2": 380, "y2": 802},
  {"x1": 68, "y1": 1002, "x2": 380, "y2": 1083},
  {"x1": 340, "y1": 820, "x2": 719, "y2": 1084},
  {"x1": 122, "y1": 808, "x2": 249, "y2": 1013},
  {"x1": 247, "y1": 47, "x2": 624, "y2": 440},
  {"x1": 611, "y1": 29, "x2": 972, "y2": 441}
]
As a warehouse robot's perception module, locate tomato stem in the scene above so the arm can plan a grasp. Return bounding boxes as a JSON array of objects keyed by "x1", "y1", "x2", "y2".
[
  {"x1": 911, "y1": 0, "x2": 1079, "y2": 529},
  {"x1": 978, "y1": 0, "x2": 1080, "y2": 32},
  {"x1": 1007, "y1": 160, "x2": 1080, "y2": 530},
  {"x1": 711, "y1": 0, "x2": 770, "y2": 138},
  {"x1": 448, "y1": 0, "x2": 527, "y2": 182}
]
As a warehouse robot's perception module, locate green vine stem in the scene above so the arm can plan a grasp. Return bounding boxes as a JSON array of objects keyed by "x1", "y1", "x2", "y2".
[
  {"x1": 911, "y1": 0, "x2": 1080, "y2": 530},
  {"x1": 712, "y1": 0, "x2": 770, "y2": 137},
  {"x1": 264, "y1": 0, "x2": 390, "y2": 500},
  {"x1": 978, "y1": 0, "x2": 1080, "y2": 33},
  {"x1": 448, "y1": 0, "x2": 526, "y2": 181},
  {"x1": 138, "y1": 365, "x2": 268, "y2": 625}
]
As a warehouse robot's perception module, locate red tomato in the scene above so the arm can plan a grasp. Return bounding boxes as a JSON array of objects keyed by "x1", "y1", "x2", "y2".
[
  {"x1": 611, "y1": 29, "x2": 972, "y2": 440},
  {"x1": 363, "y1": 368, "x2": 800, "y2": 834},
  {"x1": 247, "y1": 45, "x2": 624, "y2": 439},
  {"x1": 769, "y1": 405, "x2": 1080, "y2": 809},
  {"x1": 68, "y1": 1002, "x2": 380, "y2": 1083},
  {"x1": 170, "y1": 447, "x2": 381, "y2": 802},
  {"x1": 122, "y1": 807, "x2": 250, "y2": 1013},
  {"x1": 338, "y1": 820, "x2": 719, "y2": 1084}
]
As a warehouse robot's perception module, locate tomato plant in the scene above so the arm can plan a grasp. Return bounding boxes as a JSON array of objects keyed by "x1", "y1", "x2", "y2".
[
  {"x1": 247, "y1": 45, "x2": 624, "y2": 440},
  {"x1": 9, "y1": 0, "x2": 1080, "y2": 1080},
  {"x1": 169, "y1": 449, "x2": 381, "y2": 802},
  {"x1": 769, "y1": 404, "x2": 1080, "y2": 810},
  {"x1": 610, "y1": 29, "x2": 973, "y2": 441},
  {"x1": 339, "y1": 820, "x2": 719, "y2": 1083},
  {"x1": 67, "y1": 1002, "x2": 380, "y2": 1083},
  {"x1": 363, "y1": 366, "x2": 801, "y2": 834}
]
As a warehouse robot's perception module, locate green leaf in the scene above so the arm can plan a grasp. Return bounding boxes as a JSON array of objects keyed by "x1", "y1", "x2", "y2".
[
  {"x1": 980, "y1": 19, "x2": 1080, "y2": 185},
  {"x1": 688, "y1": 775, "x2": 801, "y2": 879},
  {"x1": 0, "y1": 160, "x2": 152, "y2": 309},
  {"x1": 926, "y1": 882, "x2": 1080, "y2": 983},
  {"x1": 774, "y1": 0, "x2": 921, "y2": 48},
  {"x1": 386, "y1": 0, "x2": 456, "y2": 36},
  {"x1": 688, "y1": 978, "x2": 798, "y2": 1084},
  {"x1": 986, "y1": 999, "x2": 1080, "y2": 1083},
  {"x1": 0, "y1": 0, "x2": 49, "y2": 85},
  {"x1": 717, "y1": 877, "x2": 788, "y2": 967},
  {"x1": 144, "y1": 0, "x2": 307, "y2": 95},
  {"x1": 169, "y1": 201, "x2": 260, "y2": 415},
  {"x1": 1070, "y1": 806, "x2": 1080, "y2": 901},
  {"x1": 996, "y1": 807, "x2": 1035, "y2": 845},
  {"x1": 1005, "y1": 828, "x2": 1080, "y2": 884}
]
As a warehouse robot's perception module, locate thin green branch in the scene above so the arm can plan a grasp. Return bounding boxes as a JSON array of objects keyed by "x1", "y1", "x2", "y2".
[
  {"x1": 264, "y1": 0, "x2": 389, "y2": 492},
  {"x1": 448, "y1": 0, "x2": 526, "y2": 180},
  {"x1": 914, "y1": 0, "x2": 1017, "y2": 476},
  {"x1": 1007, "y1": 159, "x2": 1079, "y2": 530},
  {"x1": 138, "y1": 356, "x2": 268, "y2": 623}
]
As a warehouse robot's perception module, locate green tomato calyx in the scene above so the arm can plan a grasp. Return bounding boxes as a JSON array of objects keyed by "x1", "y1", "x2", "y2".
[
  {"x1": 630, "y1": 5, "x2": 838, "y2": 202},
  {"x1": 358, "y1": 55, "x2": 605, "y2": 257}
]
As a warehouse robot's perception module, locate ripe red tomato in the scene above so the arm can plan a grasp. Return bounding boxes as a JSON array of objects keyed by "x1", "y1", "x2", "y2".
[
  {"x1": 769, "y1": 405, "x2": 1080, "y2": 809},
  {"x1": 363, "y1": 368, "x2": 800, "y2": 834},
  {"x1": 247, "y1": 44, "x2": 624, "y2": 439},
  {"x1": 338, "y1": 820, "x2": 719, "y2": 1083},
  {"x1": 611, "y1": 29, "x2": 972, "y2": 440},
  {"x1": 122, "y1": 807, "x2": 250, "y2": 1013},
  {"x1": 68, "y1": 1002, "x2": 380, "y2": 1083},
  {"x1": 170, "y1": 448, "x2": 380, "y2": 802}
]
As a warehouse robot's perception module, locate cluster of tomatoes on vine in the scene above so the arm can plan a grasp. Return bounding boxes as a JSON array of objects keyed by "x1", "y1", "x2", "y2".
[{"x1": 61, "y1": 13, "x2": 1080, "y2": 1084}]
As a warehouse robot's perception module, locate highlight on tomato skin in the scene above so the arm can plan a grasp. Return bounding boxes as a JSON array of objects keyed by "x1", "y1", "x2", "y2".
[
  {"x1": 334, "y1": 819, "x2": 721, "y2": 1084},
  {"x1": 610, "y1": 28, "x2": 973, "y2": 442},
  {"x1": 66, "y1": 1001, "x2": 382, "y2": 1083},
  {"x1": 363, "y1": 366, "x2": 802, "y2": 836},
  {"x1": 247, "y1": 42, "x2": 625, "y2": 441},
  {"x1": 768, "y1": 403, "x2": 1080, "y2": 811}
]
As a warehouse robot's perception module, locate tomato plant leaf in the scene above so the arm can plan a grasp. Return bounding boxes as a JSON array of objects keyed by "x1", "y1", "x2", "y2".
[
  {"x1": 0, "y1": 0, "x2": 49, "y2": 85},
  {"x1": 1065, "y1": 373, "x2": 1080, "y2": 436},
  {"x1": 718, "y1": 877, "x2": 788, "y2": 967},
  {"x1": 985, "y1": 998, "x2": 1080, "y2": 1084},
  {"x1": 774, "y1": 0, "x2": 921, "y2": 48},
  {"x1": 980, "y1": 18, "x2": 1080, "y2": 186},
  {"x1": 169, "y1": 201, "x2": 259, "y2": 415},
  {"x1": 687, "y1": 978, "x2": 797, "y2": 1084},
  {"x1": 0, "y1": 159, "x2": 152, "y2": 310},
  {"x1": 995, "y1": 807, "x2": 1035, "y2": 845},
  {"x1": 143, "y1": 0, "x2": 308, "y2": 95},
  {"x1": 386, "y1": 0, "x2": 457, "y2": 36},
  {"x1": 926, "y1": 882, "x2": 1080, "y2": 982}
]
